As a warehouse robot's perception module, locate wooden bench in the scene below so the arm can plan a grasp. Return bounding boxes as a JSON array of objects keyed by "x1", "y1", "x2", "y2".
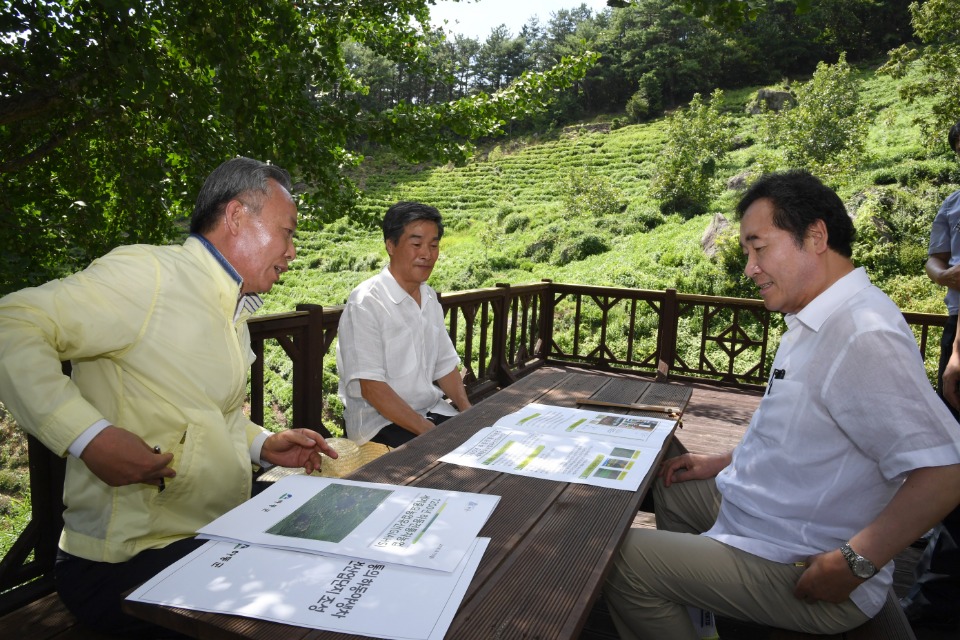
[{"x1": 0, "y1": 592, "x2": 114, "y2": 640}]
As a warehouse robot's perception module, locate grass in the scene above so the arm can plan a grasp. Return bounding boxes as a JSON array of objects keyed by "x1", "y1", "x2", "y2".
[{"x1": 0, "y1": 404, "x2": 30, "y2": 561}]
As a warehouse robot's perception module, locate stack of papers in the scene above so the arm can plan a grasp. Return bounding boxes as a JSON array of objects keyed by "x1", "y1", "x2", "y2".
[
  {"x1": 439, "y1": 402, "x2": 676, "y2": 490},
  {"x1": 127, "y1": 476, "x2": 499, "y2": 639}
]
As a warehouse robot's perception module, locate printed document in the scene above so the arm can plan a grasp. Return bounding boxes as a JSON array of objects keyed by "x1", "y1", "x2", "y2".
[
  {"x1": 197, "y1": 475, "x2": 498, "y2": 572},
  {"x1": 438, "y1": 403, "x2": 676, "y2": 490},
  {"x1": 127, "y1": 537, "x2": 488, "y2": 640}
]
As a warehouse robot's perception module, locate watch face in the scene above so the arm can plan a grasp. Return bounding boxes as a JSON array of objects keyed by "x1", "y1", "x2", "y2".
[
  {"x1": 853, "y1": 557, "x2": 874, "y2": 578},
  {"x1": 842, "y1": 543, "x2": 877, "y2": 578}
]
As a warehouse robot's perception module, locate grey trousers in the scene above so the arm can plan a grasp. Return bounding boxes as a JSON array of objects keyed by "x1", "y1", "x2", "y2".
[{"x1": 602, "y1": 460, "x2": 869, "y2": 639}]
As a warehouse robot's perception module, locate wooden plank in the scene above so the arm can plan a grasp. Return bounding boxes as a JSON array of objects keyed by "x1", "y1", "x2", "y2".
[{"x1": 0, "y1": 592, "x2": 114, "y2": 640}]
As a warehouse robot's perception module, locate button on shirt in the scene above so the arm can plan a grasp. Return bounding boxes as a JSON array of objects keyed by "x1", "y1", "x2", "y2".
[
  {"x1": 705, "y1": 267, "x2": 960, "y2": 616},
  {"x1": 336, "y1": 266, "x2": 461, "y2": 445}
]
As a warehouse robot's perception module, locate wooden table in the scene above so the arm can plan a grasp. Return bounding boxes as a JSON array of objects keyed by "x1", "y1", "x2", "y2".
[{"x1": 125, "y1": 367, "x2": 692, "y2": 639}]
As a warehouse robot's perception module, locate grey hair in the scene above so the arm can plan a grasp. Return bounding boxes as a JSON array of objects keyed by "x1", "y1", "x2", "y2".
[{"x1": 189, "y1": 157, "x2": 292, "y2": 234}]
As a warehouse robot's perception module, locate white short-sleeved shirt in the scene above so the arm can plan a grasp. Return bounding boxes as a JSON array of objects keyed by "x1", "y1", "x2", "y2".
[
  {"x1": 336, "y1": 266, "x2": 461, "y2": 445},
  {"x1": 928, "y1": 189, "x2": 960, "y2": 314},
  {"x1": 705, "y1": 267, "x2": 960, "y2": 617}
]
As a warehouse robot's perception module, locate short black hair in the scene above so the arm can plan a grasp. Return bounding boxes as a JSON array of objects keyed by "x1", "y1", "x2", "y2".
[
  {"x1": 382, "y1": 201, "x2": 444, "y2": 245},
  {"x1": 949, "y1": 120, "x2": 960, "y2": 153},
  {"x1": 735, "y1": 169, "x2": 855, "y2": 258},
  {"x1": 189, "y1": 157, "x2": 292, "y2": 234}
]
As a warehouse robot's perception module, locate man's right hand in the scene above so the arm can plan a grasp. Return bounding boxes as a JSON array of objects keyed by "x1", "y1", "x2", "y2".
[
  {"x1": 658, "y1": 451, "x2": 731, "y2": 487},
  {"x1": 944, "y1": 348, "x2": 960, "y2": 412},
  {"x1": 937, "y1": 263, "x2": 960, "y2": 290},
  {"x1": 79, "y1": 425, "x2": 175, "y2": 488}
]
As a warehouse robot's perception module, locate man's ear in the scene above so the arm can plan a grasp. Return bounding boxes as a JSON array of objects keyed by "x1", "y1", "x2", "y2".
[
  {"x1": 385, "y1": 239, "x2": 395, "y2": 257},
  {"x1": 807, "y1": 219, "x2": 829, "y2": 254},
  {"x1": 223, "y1": 199, "x2": 246, "y2": 237}
]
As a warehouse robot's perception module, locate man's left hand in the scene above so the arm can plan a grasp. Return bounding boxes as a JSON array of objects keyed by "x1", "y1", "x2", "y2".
[
  {"x1": 793, "y1": 549, "x2": 862, "y2": 604},
  {"x1": 943, "y1": 349, "x2": 960, "y2": 411},
  {"x1": 261, "y1": 428, "x2": 338, "y2": 474}
]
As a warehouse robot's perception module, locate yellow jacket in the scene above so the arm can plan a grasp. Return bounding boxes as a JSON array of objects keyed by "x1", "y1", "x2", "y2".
[{"x1": 0, "y1": 237, "x2": 265, "y2": 562}]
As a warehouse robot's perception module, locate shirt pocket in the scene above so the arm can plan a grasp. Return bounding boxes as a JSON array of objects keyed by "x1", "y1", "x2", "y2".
[
  {"x1": 383, "y1": 325, "x2": 418, "y2": 378},
  {"x1": 751, "y1": 379, "x2": 804, "y2": 446},
  {"x1": 152, "y1": 423, "x2": 198, "y2": 505}
]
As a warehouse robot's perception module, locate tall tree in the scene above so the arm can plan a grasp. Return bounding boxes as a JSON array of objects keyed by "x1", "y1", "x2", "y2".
[{"x1": 0, "y1": 0, "x2": 595, "y2": 294}]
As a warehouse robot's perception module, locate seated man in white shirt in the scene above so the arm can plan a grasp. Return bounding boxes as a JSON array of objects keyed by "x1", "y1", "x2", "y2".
[
  {"x1": 602, "y1": 170, "x2": 960, "y2": 639},
  {"x1": 336, "y1": 201, "x2": 471, "y2": 447}
]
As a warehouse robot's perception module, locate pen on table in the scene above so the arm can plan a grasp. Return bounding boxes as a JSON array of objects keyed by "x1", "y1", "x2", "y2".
[{"x1": 153, "y1": 445, "x2": 165, "y2": 493}]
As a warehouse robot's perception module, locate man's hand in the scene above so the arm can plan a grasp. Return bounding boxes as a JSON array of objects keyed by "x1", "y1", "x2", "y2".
[
  {"x1": 944, "y1": 349, "x2": 960, "y2": 411},
  {"x1": 658, "y1": 451, "x2": 731, "y2": 487},
  {"x1": 937, "y1": 263, "x2": 960, "y2": 290},
  {"x1": 261, "y1": 428, "x2": 338, "y2": 475},
  {"x1": 793, "y1": 549, "x2": 862, "y2": 604},
  {"x1": 79, "y1": 425, "x2": 174, "y2": 488}
]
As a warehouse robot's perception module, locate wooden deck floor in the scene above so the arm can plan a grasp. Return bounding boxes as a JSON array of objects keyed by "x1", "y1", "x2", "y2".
[{"x1": 585, "y1": 380, "x2": 952, "y2": 640}]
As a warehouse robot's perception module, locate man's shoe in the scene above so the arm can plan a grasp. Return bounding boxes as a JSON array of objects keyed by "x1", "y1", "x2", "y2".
[{"x1": 901, "y1": 596, "x2": 960, "y2": 630}]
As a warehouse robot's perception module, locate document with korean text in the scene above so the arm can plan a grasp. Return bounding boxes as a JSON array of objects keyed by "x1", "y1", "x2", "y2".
[
  {"x1": 197, "y1": 475, "x2": 498, "y2": 572},
  {"x1": 438, "y1": 403, "x2": 676, "y2": 490},
  {"x1": 127, "y1": 537, "x2": 488, "y2": 640}
]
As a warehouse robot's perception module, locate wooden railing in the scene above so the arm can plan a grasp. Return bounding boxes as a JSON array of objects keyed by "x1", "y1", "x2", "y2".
[
  {"x1": 246, "y1": 283, "x2": 949, "y2": 436},
  {"x1": 0, "y1": 281, "x2": 948, "y2": 616}
]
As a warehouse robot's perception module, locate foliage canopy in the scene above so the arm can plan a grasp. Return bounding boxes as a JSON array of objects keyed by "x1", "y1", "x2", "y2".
[{"x1": 0, "y1": 0, "x2": 595, "y2": 294}]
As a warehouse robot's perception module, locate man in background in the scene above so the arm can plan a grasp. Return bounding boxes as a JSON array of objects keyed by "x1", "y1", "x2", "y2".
[
  {"x1": 336, "y1": 201, "x2": 471, "y2": 448},
  {"x1": 603, "y1": 170, "x2": 960, "y2": 638},
  {"x1": 907, "y1": 119, "x2": 960, "y2": 631},
  {"x1": 0, "y1": 157, "x2": 337, "y2": 637}
]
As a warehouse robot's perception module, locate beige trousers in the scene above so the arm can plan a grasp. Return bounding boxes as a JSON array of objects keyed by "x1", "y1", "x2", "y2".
[{"x1": 602, "y1": 450, "x2": 869, "y2": 639}]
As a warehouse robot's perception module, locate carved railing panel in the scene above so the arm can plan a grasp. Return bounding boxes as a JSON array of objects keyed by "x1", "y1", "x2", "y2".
[
  {"x1": 548, "y1": 284, "x2": 665, "y2": 375},
  {"x1": 439, "y1": 289, "x2": 498, "y2": 390},
  {"x1": 671, "y1": 296, "x2": 778, "y2": 386}
]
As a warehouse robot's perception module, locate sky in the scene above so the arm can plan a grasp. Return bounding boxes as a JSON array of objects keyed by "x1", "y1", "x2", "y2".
[{"x1": 429, "y1": 0, "x2": 610, "y2": 41}]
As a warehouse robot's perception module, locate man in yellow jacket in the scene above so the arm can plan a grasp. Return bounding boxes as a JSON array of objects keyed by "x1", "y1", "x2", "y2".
[{"x1": 0, "y1": 157, "x2": 337, "y2": 637}]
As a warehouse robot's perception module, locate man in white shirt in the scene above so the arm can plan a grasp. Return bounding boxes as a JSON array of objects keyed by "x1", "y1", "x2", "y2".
[
  {"x1": 336, "y1": 201, "x2": 471, "y2": 447},
  {"x1": 603, "y1": 170, "x2": 960, "y2": 638}
]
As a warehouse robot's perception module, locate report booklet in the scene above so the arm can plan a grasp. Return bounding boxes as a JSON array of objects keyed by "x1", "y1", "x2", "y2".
[
  {"x1": 196, "y1": 475, "x2": 499, "y2": 572},
  {"x1": 438, "y1": 402, "x2": 676, "y2": 490},
  {"x1": 127, "y1": 537, "x2": 488, "y2": 640}
]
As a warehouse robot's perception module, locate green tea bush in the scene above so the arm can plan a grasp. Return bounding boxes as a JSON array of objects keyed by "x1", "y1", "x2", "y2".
[
  {"x1": 651, "y1": 90, "x2": 733, "y2": 217},
  {"x1": 503, "y1": 212, "x2": 531, "y2": 234},
  {"x1": 852, "y1": 185, "x2": 936, "y2": 282},
  {"x1": 553, "y1": 234, "x2": 610, "y2": 266},
  {"x1": 869, "y1": 158, "x2": 960, "y2": 187},
  {"x1": 523, "y1": 225, "x2": 561, "y2": 262},
  {"x1": 764, "y1": 53, "x2": 870, "y2": 184},
  {"x1": 560, "y1": 168, "x2": 627, "y2": 219},
  {"x1": 625, "y1": 201, "x2": 664, "y2": 231}
]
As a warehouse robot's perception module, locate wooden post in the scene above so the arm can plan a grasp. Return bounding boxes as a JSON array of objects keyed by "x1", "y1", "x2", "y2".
[
  {"x1": 492, "y1": 284, "x2": 514, "y2": 387},
  {"x1": 297, "y1": 304, "x2": 331, "y2": 438},
  {"x1": 540, "y1": 279, "x2": 554, "y2": 364},
  {"x1": 657, "y1": 288, "x2": 679, "y2": 381}
]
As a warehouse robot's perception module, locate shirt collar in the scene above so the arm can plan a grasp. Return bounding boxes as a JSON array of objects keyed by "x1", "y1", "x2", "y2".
[
  {"x1": 191, "y1": 233, "x2": 264, "y2": 319},
  {"x1": 790, "y1": 267, "x2": 871, "y2": 332},
  {"x1": 381, "y1": 265, "x2": 432, "y2": 306}
]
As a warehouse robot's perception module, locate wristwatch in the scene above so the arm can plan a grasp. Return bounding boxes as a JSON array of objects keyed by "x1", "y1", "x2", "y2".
[{"x1": 839, "y1": 542, "x2": 877, "y2": 579}]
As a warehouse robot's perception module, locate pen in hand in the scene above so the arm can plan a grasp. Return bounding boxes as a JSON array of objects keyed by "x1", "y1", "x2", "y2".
[{"x1": 153, "y1": 445, "x2": 166, "y2": 493}]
